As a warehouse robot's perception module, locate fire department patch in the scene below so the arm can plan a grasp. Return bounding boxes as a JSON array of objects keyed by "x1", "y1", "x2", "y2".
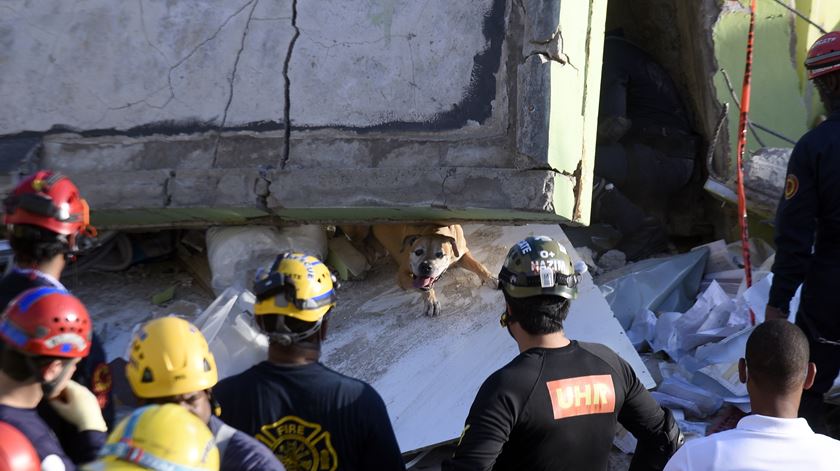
[
  {"x1": 91, "y1": 363, "x2": 112, "y2": 409},
  {"x1": 257, "y1": 416, "x2": 337, "y2": 471},
  {"x1": 784, "y1": 174, "x2": 799, "y2": 200}
]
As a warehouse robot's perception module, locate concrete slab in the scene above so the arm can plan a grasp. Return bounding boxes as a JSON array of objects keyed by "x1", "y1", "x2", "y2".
[{"x1": 320, "y1": 224, "x2": 653, "y2": 453}]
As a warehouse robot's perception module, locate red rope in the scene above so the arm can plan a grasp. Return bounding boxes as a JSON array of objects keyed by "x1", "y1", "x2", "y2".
[{"x1": 736, "y1": 0, "x2": 757, "y2": 325}]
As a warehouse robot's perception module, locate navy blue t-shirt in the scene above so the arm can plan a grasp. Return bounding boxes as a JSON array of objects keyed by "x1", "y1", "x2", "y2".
[
  {"x1": 0, "y1": 269, "x2": 113, "y2": 464},
  {"x1": 215, "y1": 361, "x2": 405, "y2": 471},
  {"x1": 0, "y1": 404, "x2": 106, "y2": 471}
]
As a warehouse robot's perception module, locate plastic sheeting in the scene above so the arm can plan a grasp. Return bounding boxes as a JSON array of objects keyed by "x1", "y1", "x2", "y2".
[
  {"x1": 599, "y1": 249, "x2": 710, "y2": 329},
  {"x1": 192, "y1": 287, "x2": 268, "y2": 379}
]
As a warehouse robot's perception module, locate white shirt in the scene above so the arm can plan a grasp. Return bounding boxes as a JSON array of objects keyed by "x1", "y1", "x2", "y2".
[{"x1": 664, "y1": 414, "x2": 840, "y2": 471}]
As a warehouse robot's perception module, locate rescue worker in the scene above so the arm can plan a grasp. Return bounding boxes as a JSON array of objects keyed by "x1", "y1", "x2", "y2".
[
  {"x1": 593, "y1": 35, "x2": 698, "y2": 260},
  {"x1": 766, "y1": 31, "x2": 840, "y2": 434},
  {"x1": 443, "y1": 236, "x2": 683, "y2": 471},
  {"x1": 0, "y1": 421, "x2": 40, "y2": 471},
  {"x1": 214, "y1": 253, "x2": 405, "y2": 471},
  {"x1": 1, "y1": 170, "x2": 115, "y2": 461},
  {"x1": 85, "y1": 404, "x2": 219, "y2": 471},
  {"x1": 664, "y1": 321, "x2": 840, "y2": 470},
  {"x1": 0, "y1": 288, "x2": 107, "y2": 470},
  {"x1": 124, "y1": 316, "x2": 284, "y2": 471}
]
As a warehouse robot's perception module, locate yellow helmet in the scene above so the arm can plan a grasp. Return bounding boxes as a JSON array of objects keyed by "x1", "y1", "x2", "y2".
[
  {"x1": 126, "y1": 317, "x2": 218, "y2": 399},
  {"x1": 253, "y1": 253, "x2": 337, "y2": 322},
  {"x1": 95, "y1": 404, "x2": 219, "y2": 470}
]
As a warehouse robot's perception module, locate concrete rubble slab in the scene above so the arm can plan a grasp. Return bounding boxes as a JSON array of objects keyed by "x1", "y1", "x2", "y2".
[{"x1": 319, "y1": 224, "x2": 653, "y2": 453}]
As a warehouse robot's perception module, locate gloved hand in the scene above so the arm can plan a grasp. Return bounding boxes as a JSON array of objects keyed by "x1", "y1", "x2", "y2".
[{"x1": 48, "y1": 380, "x2": 108, "y2": 432}]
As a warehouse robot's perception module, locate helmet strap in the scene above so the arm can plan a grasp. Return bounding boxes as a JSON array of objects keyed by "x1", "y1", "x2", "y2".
[{"x1": 208, "y1": 389, "x2": 222, "y2": 417}]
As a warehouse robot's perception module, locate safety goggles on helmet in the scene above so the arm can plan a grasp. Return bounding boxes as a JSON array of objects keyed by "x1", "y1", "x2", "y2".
[
  {"x1": 254, "y1": 253, "x2": 337, "y2": 312},
  {"x1": 497, "y1": 266, "x2": 581, "y2": 291},
  {"x1": 3, "y1": 171, "x2": 96, "y2": 242},
  {"x1": 254, "y1": 271, "x2": 337, "y2": 312},
  {"x1": 4, "y1": 192, "x2": 85, "y2": 224}
]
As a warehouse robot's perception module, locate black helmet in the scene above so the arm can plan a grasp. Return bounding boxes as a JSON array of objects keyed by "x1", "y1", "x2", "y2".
[{"x1": 498, "y1": 236, "x2": 583, "y2": 300}]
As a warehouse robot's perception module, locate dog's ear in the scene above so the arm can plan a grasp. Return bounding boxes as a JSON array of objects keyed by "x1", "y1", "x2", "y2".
[
  {"x1": 446, "y1": 237, "x2": 460, "y2": 258},
  {"x1": 401, "y1": 235, "x2": 420, "y2": 253}
]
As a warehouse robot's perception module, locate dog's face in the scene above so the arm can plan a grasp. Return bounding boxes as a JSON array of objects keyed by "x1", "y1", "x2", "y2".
[{"x1": 405, "y1": 235, "x2": 459, "y2": 291}]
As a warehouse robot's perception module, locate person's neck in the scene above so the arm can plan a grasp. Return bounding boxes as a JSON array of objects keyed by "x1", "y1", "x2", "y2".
[
  {"x1": 267, "y1": 343, "x2": 320, "y2": 366},
  {"x1": 19, "y1": 256, "x2": 64, "y2": 280},
  {"x1": 748, "y1": 391, "x2": 801, "y2": 419},
  {"x1": 516, "y1": 330, "x2": 571, "y2": 353},
  {"x1": 0, "y1": 372, "x2": 42, "y2": 409}
]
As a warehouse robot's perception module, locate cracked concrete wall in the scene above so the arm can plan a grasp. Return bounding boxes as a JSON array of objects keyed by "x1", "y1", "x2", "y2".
[{"x1": 0, "y1": 0, "x2": 607, "y2": 228}]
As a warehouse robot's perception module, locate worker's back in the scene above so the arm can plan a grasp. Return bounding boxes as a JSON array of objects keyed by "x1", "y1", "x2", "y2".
[
  {"x1": 445, "y1": 341, "x2": 665, "y2": 471},
  {"x1": 214, "y1": 361, "x2": 405, "y2": 471}
]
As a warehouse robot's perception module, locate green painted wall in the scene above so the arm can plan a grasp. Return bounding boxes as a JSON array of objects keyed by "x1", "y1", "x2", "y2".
[
  {"x1": 713, "y1": 0, "x2": 809, "y2": 168},
  {"x1": 548, "y1": 0, "x2": 607, "y2": 225}
]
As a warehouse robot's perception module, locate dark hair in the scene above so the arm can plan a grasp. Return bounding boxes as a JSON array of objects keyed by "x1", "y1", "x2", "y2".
[
  {"x1": 0, "y1": 347, "x2": 68, "y2": 382},
  {"x1": 814, "y1": 73, "x2": 840, "y2": 109},
  {"x1": 8, "y1": 225, "x2": 68, "y2": 265},
  {"x1": 745, "y1": 320, "x2": 810, "y2": 392},
  {"x1": 256, "y1": 314, "x2": 321, "y2": 342},
  {"x1": 503, "y1": 292, "x2": 570, "y2": 335}
]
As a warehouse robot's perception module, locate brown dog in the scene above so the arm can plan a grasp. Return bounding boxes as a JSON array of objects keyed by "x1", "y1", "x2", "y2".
[{"x1": 341, "y1": 224, "x2": 496, "y2": 316}]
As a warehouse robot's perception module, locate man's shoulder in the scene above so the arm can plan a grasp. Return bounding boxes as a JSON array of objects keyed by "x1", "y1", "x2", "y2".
[
  {"x1": 478, "y1": 350, "x2": 547, "y2": 394},
  {"x1": 798, "y1": 117, "x2": 840, "y2": 149},
  {"x1": 575, "y1": 341, "x2": 628, "y2": 372},
  {"x1": 809, "y1": 432, "x2": 840, "y2": 452},
  {"x1": 0, "y1": 271, "x2": 50, "y2": 308},
  {"x1": 217, "y1": 362, "x2": 377, "y2": 401}
]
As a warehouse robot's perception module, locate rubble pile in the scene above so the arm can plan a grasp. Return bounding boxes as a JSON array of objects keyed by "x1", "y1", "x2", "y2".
[{"x1": 599, "y1": 239, "x2": 800, "y2": 441}]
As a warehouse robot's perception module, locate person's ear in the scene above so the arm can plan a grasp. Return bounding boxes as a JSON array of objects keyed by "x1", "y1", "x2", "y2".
[
  {"x1": 738, "y1": 358, "x2": 747, "y2": 384},
  {"x1": 41, "y1": 359, "x2": 66, "y2": 383},
  {"x1": 828, "y1": 74, "x2": 840, "y2": 93},
  {"x1": 804, "y1": 362, "x2": 817, "y2": 390}
]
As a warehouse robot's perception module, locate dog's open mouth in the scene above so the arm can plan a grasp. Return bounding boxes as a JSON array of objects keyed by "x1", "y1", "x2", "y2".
[{"x1": 412, "y1": 274, "x2": 438, "y2": 291}]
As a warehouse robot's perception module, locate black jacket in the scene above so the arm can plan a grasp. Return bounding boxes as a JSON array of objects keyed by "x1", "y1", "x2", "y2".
[{"x1": 769, "y1": 110, "x2": 840, "y2": 338}]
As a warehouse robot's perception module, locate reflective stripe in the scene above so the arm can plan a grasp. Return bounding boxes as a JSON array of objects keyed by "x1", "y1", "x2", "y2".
[
  {"x1": 99, "y1": 442, "x2": 208, "y2": 471},
  {"x1": 16, "y1": 287, "x2": 68, "y2": 311}
]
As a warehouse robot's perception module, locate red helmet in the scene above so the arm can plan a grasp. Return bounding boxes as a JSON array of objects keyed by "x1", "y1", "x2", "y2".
[
  {"x1": 805, "y1": 31, "x2": 840, "y2": 80},
  {"x1": 0, "y1": 287, "x2": 91, "y2": 358},
  {"x1": 3, "y1": 170, "x2": 94, "y2": 237},
  {"x1": 0, "y1": 422, "x2": 39, "y2": 471}
]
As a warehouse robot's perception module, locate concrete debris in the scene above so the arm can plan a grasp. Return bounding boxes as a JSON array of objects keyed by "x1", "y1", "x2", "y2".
[
  {"x1": 206, "y1": 225, "x2": 327, "y2": 295},
  {"x1": 574, "y1": 246, "x2": 601, "y2": 276},
  {"x1": 597, "y1": 249, "x2": 627, "y2": 272}
]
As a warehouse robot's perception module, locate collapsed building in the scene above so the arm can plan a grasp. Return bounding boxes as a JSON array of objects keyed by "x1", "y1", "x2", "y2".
[{"x1": 1, "y1": 0, "x2": 838, "y2": 461}]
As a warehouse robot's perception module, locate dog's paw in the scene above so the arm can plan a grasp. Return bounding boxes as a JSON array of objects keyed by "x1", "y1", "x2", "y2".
[
  {"x1": 424, "y1": 299, "x2": 441, "y2": 317},
  {"x1": 482, "y1": 275, "x2": 499, "y2": 288}
]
